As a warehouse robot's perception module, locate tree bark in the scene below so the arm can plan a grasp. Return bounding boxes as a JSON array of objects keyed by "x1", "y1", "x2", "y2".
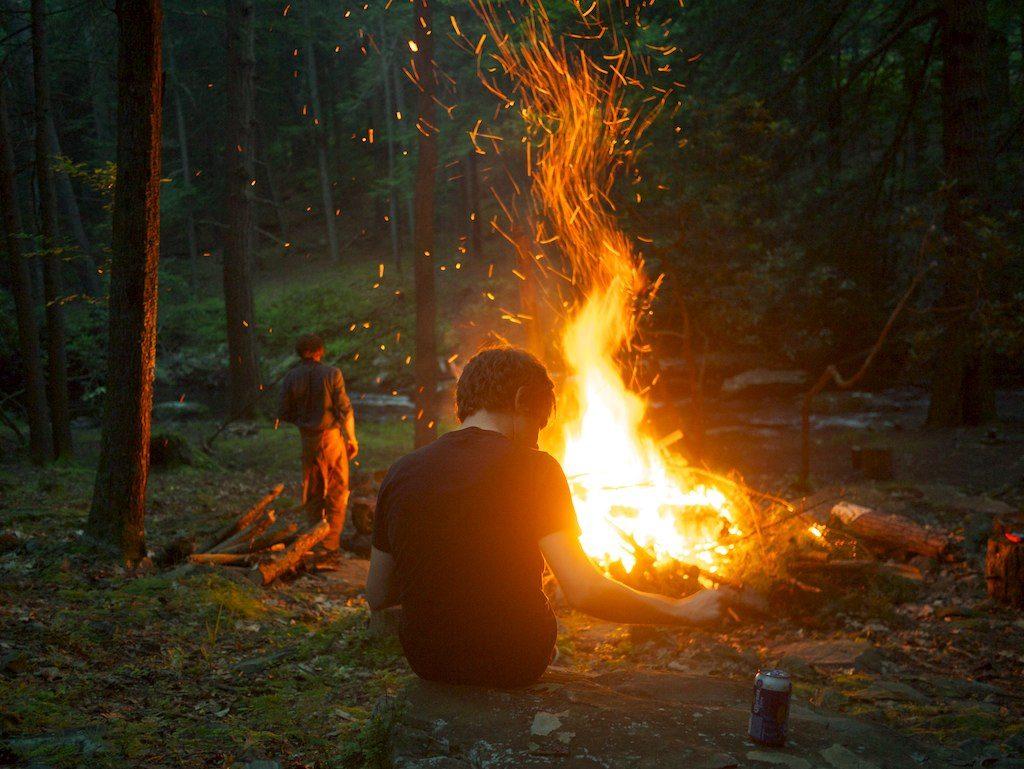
[
  {"x1": 466, "y1": 149, "x2": 482, "y2": 266},
  {"x1": 393, "y1": 62, "x2": 415, "y2": 242},
  {"x1": 0, "y1": 81, "x2": 52, "y2": 464},
  {"x1": 379, "y1": 20, "x2": 400, "y2": 269},
  {"x1": 87, "y1": 0, "x2": 163, "y2": 565},
  {"x1": 304, "y1": 8, "x2": 339, "y2": 263},
  {"x1": 927, "y1": 0, "x2": 995, "y2": 427},
  {"x1": 223, "y1": 0, "x2": 262, "y2": 418},
  {"x1": 168, "y1": 46, "x2": 200, "y2": 290},
  {"x1": 412, "y1": 0, "x2": 437, "y2": 447},
  {"x1": 31, "y1": 0, "x2": 72, "y2": 458}
]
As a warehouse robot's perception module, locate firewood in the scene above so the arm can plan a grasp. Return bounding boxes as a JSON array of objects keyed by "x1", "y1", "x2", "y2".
[
  {"x1": 830, "y1": 502, "x2": 948, "y2": 559},
  {"x1": 198, "y1": 484, "x2": 284, "y2": 552},
  {"x1": 210, "y1": 510, "x2": 276, "y2": 553},
  {"x1": 188, "y1": 552, "x2": 254, "y2": 565},
  {"x1": 218, "y1": 520, "x2": 299, "y2": 555},
  {"x1": 986, "y1": 525, "x2": 1024, "y2": 608},
  {"x1": 255, "y1": 519, "x2": 330, "y2": 585},
  {"x1": 789, "y1": 558, "x2": 923, "y2": 581}
]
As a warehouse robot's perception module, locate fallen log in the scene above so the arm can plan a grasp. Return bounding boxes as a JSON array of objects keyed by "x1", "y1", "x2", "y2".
[
  {"x1": 986, "y1": 525, "x2": 1024, "y2": 608},
  {"x1": 830, "y1": 502, "x2": 949, "y2": 559},
  {"x1": 789, "y1": 558, "x2": 923, "y2": 581},
  {"x1": 255, "y1": 519, "x2": 330, "y2": 585},
  {"x1": 198, "y1": 484, "x2": 284, "y2": 553},
  {"x1": 189, "y1": 552, "x2": 254, "y2": 565}
]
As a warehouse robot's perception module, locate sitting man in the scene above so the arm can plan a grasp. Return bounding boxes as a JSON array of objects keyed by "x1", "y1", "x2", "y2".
[
  {"x1": 366, "y1": 346, "x2": 730, "y2": 687},
  {"x1": 277, "y1": 333, "x2": 358, "y2": 551}
]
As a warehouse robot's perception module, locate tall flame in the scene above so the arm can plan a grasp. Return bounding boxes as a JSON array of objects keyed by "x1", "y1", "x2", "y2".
[{"x1": 477, "y1": 1, "x2": 741, "y2": 573}]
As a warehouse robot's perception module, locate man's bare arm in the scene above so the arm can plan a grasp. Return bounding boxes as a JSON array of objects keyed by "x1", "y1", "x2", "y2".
[
  {"x1": 366, "y1": 546, "x2": 400, "y2": 610},
  {"x1": 342, "y1": 410, "x2": 358, "y2": 458},
  {"x1": 539, "y1": 530, "x2": 726, "y2": 626}
]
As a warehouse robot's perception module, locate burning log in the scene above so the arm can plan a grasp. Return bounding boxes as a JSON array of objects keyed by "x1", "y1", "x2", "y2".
[
  {"x1": 986, "y1": 525, "x2": 1024, "y2": 608},
  {"x1": 255, "y1": 519, "x2": 330, "y2": 586},
  {"x1": 829, "y1": 502, "x2": 949, "y2": 559}
]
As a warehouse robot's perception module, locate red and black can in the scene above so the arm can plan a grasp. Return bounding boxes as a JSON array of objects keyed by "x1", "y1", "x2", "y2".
[{"x1": 748, "y1": 669, "x2": 791, "y2": 747}]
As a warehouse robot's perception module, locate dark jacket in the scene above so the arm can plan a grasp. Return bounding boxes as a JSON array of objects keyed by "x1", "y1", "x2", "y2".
[{"x1": 278, "y1": 359, "x2": 352, "y2": 432}]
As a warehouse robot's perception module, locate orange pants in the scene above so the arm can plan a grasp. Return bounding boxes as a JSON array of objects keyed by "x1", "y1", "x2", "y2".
[{"x1": 300, "y1": 428, "x2": 350, "y2": 550}]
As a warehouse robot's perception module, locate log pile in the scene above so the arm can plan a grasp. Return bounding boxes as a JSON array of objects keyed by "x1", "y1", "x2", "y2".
[{"x1": 186, "y1": 484, "x2": 332, "y2": 585}]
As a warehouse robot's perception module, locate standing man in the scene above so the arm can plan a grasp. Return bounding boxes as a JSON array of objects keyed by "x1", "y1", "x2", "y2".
[{"x1": 277, "y1": 333, "x2": 357, "y2": 551}]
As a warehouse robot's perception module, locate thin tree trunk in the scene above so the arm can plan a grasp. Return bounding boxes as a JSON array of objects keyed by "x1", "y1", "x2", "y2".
[
  {"x1": 379, "y1": 20, "x2": 400, "y2": 269},
  {"x1": 87, "y1": 0, "x2": 163, "y2": 565},
  {"x1": 412, "y1": 0, "x2": 437, "y2": 447},
  {"x1": 466, "y1": 149, "x2": 482, "y2": 265},
  {"x1": 84, "y1": 27, "x2": 111, "y2": 147},
  {"x1": 168, "y1": 46, "x2": 199, "y2": 290},
  {"x1": 255, "y1": 120, "x2": 289, "y2": 242},
  {"x1": 927, "y1": 0, "x2": 996, "y2": 426},
  {"x1": 31, "y1": 0, "x2": 72, "y2": 457},
  {"x1": 223, "y1": 0, "x2": 261, "y2": 418},
  {"x1": 47, "y1": 116, "x2": 101, "y2": 296},
  {"x1": 0, "y1": 81, "x2": 51, "y2": 463},
  {"x1": 304, "y1": 10, "x2": 339, "y2": 263},
  {"x1": 393, "y1": 61, "x2": 415, "y2": 241}
]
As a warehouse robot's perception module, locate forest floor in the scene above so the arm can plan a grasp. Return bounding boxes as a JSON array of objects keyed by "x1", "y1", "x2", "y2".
[{"x1": 2, "y1": 389, "x2": 1023, "y2": 768}]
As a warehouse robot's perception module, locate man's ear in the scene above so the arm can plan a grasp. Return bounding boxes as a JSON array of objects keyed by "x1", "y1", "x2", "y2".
[{"x1": 514, "y1": 385, "x2": 528, "y2": 414}]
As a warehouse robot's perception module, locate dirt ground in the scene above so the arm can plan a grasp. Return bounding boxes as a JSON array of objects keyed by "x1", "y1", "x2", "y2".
[{"x1": 1, "y1": 388, "x2": 1022, "y2": 768}]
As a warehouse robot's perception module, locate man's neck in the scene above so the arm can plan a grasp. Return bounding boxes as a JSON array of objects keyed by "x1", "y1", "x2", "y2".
[{"x1": 459, "y1": 410, "x2": 513, "y2": 439}]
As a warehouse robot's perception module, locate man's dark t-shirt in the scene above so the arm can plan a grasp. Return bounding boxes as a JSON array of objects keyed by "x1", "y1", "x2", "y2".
[{"x1": 372, "y1": 427, "x2": 579, "y2": 687}]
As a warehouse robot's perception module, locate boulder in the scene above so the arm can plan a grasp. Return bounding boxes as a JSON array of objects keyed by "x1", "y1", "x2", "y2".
[{"x1": 772, "y1": 639, "x2": 883, "y2": 672}]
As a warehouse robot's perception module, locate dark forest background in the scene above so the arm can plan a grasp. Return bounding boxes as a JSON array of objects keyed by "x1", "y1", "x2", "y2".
[{"x1": 1, "y1": 0, "x2": 1022, "y2": 456}]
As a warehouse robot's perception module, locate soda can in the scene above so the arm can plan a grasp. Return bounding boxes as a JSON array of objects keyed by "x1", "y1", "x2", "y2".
[{"x1": 748, "y1": 669, "x2": 791, "y2": 747}]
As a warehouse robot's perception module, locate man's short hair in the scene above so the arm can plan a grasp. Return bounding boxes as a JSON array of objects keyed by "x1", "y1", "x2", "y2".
[
  {"x1": 456, "y1": 346, "x2": 555, "y2": 424},
  {"x1": 296, "y1": 333, "x2": 324, "y2": 358}
]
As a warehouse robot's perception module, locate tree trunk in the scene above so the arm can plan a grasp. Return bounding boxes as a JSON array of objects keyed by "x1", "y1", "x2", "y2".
[
  {"x1": 0, "y1": 81, "x2": 52, "y2": 464},
  {"x1": 86, "y1": 0, "x2": 163, "y2": 565},
  {"x1": 304, "y1": 10, "x2": 339, "y2": 263},
  {"x1": 168, "y1": 46, "x2": 200, "y2": 290},
  {"x1": 927, "y1": 0, "x2": 995, "y2": 427},
  {"x1": 255, "y1": 120, "x2": 289, "y2": 242},
  {"x1": 379, "y1": 21, "x2": 400, "y2": 269},
  {"x1": 47, "y1": 116, "x2": 101, "y2": 296},
  {"x1": 31, "y1": 0, "x2": 72, "y2": 458},
  {"x1": 223, "y1": 0, "x2": 262, "y2": 418},
  {"x1": 393, "y1": 62, "x2": 415, "y2": 241},
  {"x1": 84, "y1": 27, "x2": 112, "y2": 147},
  {"x1": 466, "y1": 149, "x2": 482, "y2": 267},
  {"x1": 411, "y1": 0, "x2": 438, "y2": 447}
]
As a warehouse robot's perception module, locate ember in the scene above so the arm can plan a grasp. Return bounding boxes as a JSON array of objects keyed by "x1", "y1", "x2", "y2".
[{"x1": 477, "y1": 1, "x2": 745, "y2": 576}]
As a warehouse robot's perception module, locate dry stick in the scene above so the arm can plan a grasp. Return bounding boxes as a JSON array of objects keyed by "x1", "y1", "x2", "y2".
[
  {"x1": 255, "y1": 519, "x2": 330, "y2": 585},
  {"x1": 219, "y1": 520, "x2": 300, "y2": 555},
  {"x1": 799, "y1": 240, "x2": 935, "y2": 486},
  {"x1": 209, "y1": 510, "x2": 276, "y2": 554},
  {"x1": 198, "y1": 484, "x2": 284, "y2": 553}
]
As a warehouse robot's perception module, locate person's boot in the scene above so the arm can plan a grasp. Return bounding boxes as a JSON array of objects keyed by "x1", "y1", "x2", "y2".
[{"x1": 321, "y1": 510, "x2": 345, "y2": 551}]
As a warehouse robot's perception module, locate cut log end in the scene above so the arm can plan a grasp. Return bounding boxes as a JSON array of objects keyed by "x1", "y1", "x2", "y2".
[{"x1": 986, "y1": 527, "x2": 1024, "y2": 608}]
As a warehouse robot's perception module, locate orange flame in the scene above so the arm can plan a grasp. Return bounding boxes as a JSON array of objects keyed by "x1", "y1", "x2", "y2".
[{"x1": 478, "y1": 1, "x2": 742, "y2": 573}]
